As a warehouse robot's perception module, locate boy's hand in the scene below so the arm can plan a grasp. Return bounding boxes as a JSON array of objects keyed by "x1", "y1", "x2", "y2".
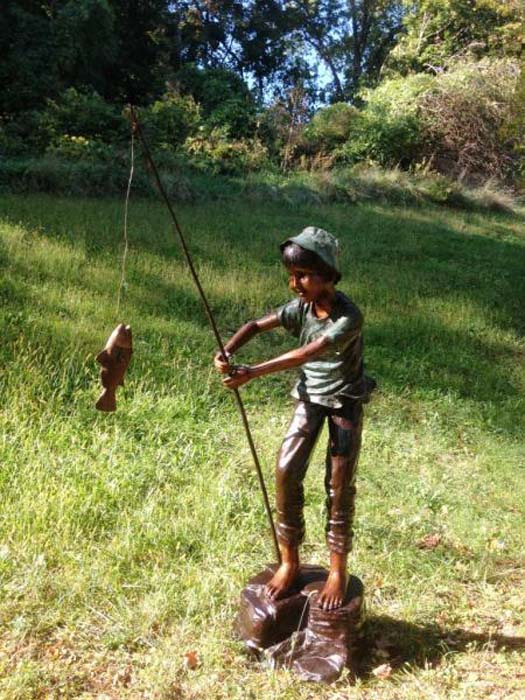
[
  {"x1": 222, "y1": 365, "x2": 253, "y2": 389},
  {"x1": 214, "y1": 350, "x2": 232, "y2": 374}
]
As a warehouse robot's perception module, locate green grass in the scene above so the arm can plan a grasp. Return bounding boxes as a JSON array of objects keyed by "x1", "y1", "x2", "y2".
[
  {"x1": 0, "y1": 194, "x2": 524, "y2": 699},
  {"x1": 2, "y1": 155, "x2": 524, "y2": 216}
]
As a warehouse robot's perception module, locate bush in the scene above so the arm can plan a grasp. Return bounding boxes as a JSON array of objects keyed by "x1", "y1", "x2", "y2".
[
  {"x1": 0, "y1": 111, "x2": 48, "y2": 156},
  {"x1": 184, "y1": 128, "x2": 269, "y2": 175},
  {"x1": 330, "y1": 61, "x2": 523, "y2": 185},
  {"x1": 37, "y1": 88, "x2": 126, "y2": 145},
  {"x1": 46, "y1": 135, "x2": 117, "y2": 162},
  {"x1": 338, "y1": 75, "x2": 431, "y2": 168},
  {"x1": 505, "y1": 62, "x2": 525, "y2": 188},
  {"x1": 141, "y1": 92, "x2": 201, "y2": 149},
  {"x1": 417, "y1": 59, "x2": 521, "y2": 182},
  {"x1": 173, "y1": 65, "x2": 257, "y2": 138},
  {"x1": 302, "y1": 103, "x2": 360, "y2": 153}
]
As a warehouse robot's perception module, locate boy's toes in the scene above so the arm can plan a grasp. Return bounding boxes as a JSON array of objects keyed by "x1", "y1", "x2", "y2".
[
  {"x1": 318, "y1": 591, "x2": 344, "y2": 611},
  {"x1": 265, "y1": 583, "x2": 279, "y2": 600}
]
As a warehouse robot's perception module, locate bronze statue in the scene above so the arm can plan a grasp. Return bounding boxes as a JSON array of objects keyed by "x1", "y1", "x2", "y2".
[
  {"x1": 215, "y1": 227, "x2": 374, "y2": 613},
  {"x1": 95, "y1": 323, "x2": 133, "y2": 412}
]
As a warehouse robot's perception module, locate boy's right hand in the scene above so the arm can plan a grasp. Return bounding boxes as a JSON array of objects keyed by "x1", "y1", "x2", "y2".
[{"x1": 214, "y1": 350, "x2": 232, "y2": 374}]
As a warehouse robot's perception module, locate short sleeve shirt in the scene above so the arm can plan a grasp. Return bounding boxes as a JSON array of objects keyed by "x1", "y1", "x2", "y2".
[{"x1": 277, "y1": 291, "x2": 365, "y2": 408}]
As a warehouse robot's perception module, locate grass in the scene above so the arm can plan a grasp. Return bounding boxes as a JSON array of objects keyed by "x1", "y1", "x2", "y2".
[
  {"x1": 2, "y1": 155, "x2": 523, "y2": 216},
  {"x1": 0, "y1": 194, "x2": 524, "y2": 699}
]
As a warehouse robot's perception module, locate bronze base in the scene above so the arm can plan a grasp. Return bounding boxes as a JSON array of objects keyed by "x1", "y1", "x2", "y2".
[{"x1": 236, "y1": 564, "x2": 365, "y2": 682}]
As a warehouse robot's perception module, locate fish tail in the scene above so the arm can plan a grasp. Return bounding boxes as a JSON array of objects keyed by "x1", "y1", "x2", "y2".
[{"x1": 95, "y1": 389, "x2": 117, "y2": 412}]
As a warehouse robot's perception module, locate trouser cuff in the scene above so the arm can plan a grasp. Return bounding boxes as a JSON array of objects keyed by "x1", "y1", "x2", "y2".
[{"x1": 276, "y1": 522, "x2": 305, "y2": 547}]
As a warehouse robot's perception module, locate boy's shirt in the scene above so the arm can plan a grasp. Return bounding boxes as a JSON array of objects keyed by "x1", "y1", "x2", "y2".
[{"x1": 277, "y1": 291, "x2": 365, "y2": 408}]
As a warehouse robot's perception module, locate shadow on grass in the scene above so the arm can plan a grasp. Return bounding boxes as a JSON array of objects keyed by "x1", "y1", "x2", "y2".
[{"x1": 357, "y1": 615, "x2": 525, "y2": 678}]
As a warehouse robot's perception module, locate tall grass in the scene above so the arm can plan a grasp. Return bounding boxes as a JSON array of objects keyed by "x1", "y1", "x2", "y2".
[
  {"x1": 0, "y1": 195, "x2": 524, "y2": 699},
  {"x1": 1, "y1": 156, "x2": 523, "y2": 214}
]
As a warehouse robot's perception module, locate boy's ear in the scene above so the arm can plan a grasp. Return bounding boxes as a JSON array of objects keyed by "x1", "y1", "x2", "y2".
[{"x1": 96, "y1": 349, "x2": 110, "y2": 365}]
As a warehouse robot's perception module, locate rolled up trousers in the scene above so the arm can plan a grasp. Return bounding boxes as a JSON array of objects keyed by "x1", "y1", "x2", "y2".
[{"x1": 275, "y1": 399, "x2": 363, "y2": 555}]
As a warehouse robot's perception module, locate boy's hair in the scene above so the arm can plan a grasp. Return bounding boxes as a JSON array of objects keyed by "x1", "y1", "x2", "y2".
[{"x1": 282, "y1": 242, "x2": 341, "y2": 284}]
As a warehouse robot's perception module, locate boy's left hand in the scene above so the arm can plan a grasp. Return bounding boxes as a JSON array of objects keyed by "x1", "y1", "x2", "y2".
[{"x1": 222, "y1": 365, "x2": 253, "y2": 390}]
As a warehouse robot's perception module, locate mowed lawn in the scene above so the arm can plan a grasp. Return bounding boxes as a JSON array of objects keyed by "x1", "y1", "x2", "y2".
[{"x1": 0, "y1": 194, "x2": 524, "y2": 700}]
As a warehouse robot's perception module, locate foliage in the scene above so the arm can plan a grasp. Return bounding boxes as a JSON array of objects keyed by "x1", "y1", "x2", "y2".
[
  {"x1": 317, "y1": 60, "x2": 524, "y2": 182},
  {"x1": 301, "y1": 103, "x2": 360, "y2": 153},
  {"x1": 501, "y1": 60, "x2": 525, "y2": 186},
  {"x1": 1, "y1": 2, "x2": 524, "y2": 189},
  {"x1": 0, "y1": 2, "x2": 61, "y2": 113},
  {"x1": 174, "y1": 65, "x2": 258, "y2": 137},
  {"x1": 45, "y1": 135, "x2": 116, "y2": 162},
  {"x1": 0, "y1": 88, "x2": 126, "y2": 158},
  {"x1": 142, "y1": 92, "x2": 201, "y2": 149},
  {"x1": 336, "y1": 75, "x2": 430, "y2": 167},
  {"x1": 0, "y1": 111, "x2": 48, "y2": 157},
  {"x1": 37, "y1": 88, "x2": 126, "y2": 146},
  {"x1": 184, "y1": 128, "x2": 270, "y2": 175},
  {"x1": 416, "y1": 59, "x2": 522, "y2": 181},
  {"x1": 389, "y1": 0, "x2": 525, "y2": 74}
]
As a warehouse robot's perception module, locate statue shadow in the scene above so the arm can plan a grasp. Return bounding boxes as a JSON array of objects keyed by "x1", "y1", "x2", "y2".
[{"x1": 356, "y1": 614, "x2": 525, "y2": 678}]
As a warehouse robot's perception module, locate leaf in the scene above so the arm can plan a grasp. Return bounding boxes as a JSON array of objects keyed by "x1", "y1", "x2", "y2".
[
  {"x1": 372, "y1": 663, "x2": 392, "y2": 679},
  {"x1": 417, "y1": 533, "x2": 442, "y2": 550},
  {"x1": 183, "y1": 650, "x2": 199, "y2": 670}
]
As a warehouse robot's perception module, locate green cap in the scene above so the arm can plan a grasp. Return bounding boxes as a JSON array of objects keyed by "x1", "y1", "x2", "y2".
[{"x1": 280, "y1": 226, "x2": 340, "y2": 274}]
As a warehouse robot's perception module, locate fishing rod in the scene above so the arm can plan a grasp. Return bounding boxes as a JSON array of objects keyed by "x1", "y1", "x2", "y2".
[{"x1": 128, "y1": 106, "x2": 281, "y2": 565}]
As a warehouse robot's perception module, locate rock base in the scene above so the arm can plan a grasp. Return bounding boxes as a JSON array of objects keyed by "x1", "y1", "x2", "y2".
[{"x1": 236, "y1": 564, "x2": 365, "y2": 682}]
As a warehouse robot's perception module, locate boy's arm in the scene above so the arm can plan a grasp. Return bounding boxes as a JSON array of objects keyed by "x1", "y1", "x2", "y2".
[
  {"x1": 222, "y1": 335, "x2": 331, "y2": 389},
  {"x1": 214, "y1": 313, "x2": 280, "y2": 373}
]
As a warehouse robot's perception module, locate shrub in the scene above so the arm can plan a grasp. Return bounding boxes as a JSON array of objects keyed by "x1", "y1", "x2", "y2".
[
  {"x1": 302, "y1": 103, "x2": 360, "y2": 153},
  {"x1": 46, "y1": 135, "x2": 116, "y2": 162},
  {"x1": 204, "y1": 97, "x2": 257, "y2": 138},
  {"x1": 417, "y1": 59, "x2": 521, "y2": 182},
  {"x1": 0, "y1": 110, "x2": 51, "y2": 156},
  {"x1": 141, "y1": 92, "x2": 201, "y2": 149},
  {"x1": 333, "y1": 60, "x2": 523, "y2": 184},
  {"x1": 184, "y1": 127, "x2": 269, "y2": 175},
  {"x1": 37, "y1": 88, "x2": 126, "y2": 145},
  {"x1": 173, "y1": 65, "x2": 257, "y2": 138},
  {"x1": 336, "y1": 75, "x2": 431, "y2": 168},
  {"x1": 492, "y1": 59, "x2": 525, "y2": 187}
]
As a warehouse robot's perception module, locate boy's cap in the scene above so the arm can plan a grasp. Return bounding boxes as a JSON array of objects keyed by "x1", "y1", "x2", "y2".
[{"x1": 280, "y1": 226, "x2": 340, "y2": 273}]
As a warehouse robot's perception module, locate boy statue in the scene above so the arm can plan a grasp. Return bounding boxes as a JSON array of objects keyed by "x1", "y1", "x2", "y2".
[{"x1": 214, "y1": 227, "x2": 371, "y2": 611}]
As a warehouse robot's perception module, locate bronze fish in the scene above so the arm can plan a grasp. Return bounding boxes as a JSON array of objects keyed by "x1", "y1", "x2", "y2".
[{"x1": 95, "y1": 323, "x2": 133, "y2": 412}]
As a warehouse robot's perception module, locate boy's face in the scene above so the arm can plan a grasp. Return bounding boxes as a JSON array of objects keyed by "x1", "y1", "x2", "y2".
[{"x1": 286, "y1": 264, "x2": 332, "y2": 303}]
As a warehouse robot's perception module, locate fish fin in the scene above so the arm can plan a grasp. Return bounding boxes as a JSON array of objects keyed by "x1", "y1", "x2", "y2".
[{"x1": 96, "y1": 349, "x2": 110, "y2": 364}]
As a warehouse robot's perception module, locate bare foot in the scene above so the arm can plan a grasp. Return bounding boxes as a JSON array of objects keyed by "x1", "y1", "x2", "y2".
[
  {"x1": 265, "y1": 542, "x2": 300, "y2": 600},
  {"x1": 318, "y1": 551, "x2": 348, "y2": 611},
  {"x1": 318, "y1": 569, "x2": 348, "y2": 610},
  {"x1": 265, "y1": 561, "x2": 300, "y2": 599}
]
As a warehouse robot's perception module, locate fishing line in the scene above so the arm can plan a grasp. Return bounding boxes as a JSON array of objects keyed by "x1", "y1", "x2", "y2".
[
  {"x1": 116, "y1": 128, "x2": 135, "y2": 317},
  {"x1": 287, "y1": 590, "x2": 315, "y2": 669}
]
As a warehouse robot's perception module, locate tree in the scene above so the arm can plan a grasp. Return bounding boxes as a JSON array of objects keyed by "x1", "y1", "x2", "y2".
[
  {"x1": 285, "y1": 1, "x2": 405, "y2": 102},
  {"x1": 0, "y1": 2, "x2": 61, "y2": 114},
  {"x1": 388, "y1": 0, "x2": 525, "y2": 75}
]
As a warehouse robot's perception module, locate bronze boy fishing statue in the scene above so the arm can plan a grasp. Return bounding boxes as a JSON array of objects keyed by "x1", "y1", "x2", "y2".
[
  {"x1": 215, "y1": 227, "x2": 372, "y2": 611},
  {"x1": 104, "y1": 114, "x2": 369, "y2": 673}
]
